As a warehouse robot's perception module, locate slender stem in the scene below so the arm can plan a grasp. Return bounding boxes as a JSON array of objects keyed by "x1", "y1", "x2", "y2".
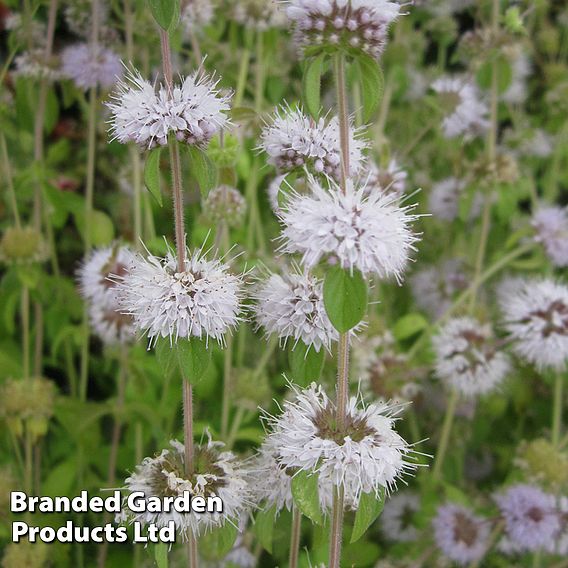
[
  {"x1": 329, "y1": 486, "x2": 345, "y2": 568},
  {"x1": 234, "y1": 48, "x2": 251, "y2": 107},
  {"x1": 552, "y1": 374, "x2": 563, "y2": 448},
  {"x1": 221, "y1": 329, "x2": 233, "y2": 440},
  {"x1": 336, "y1": 333, "x2": 350, "y2": 429},
  {"x1": 188, "y1": 30, "x2": 202, "y2": 65},
  {"x1": 227, "y1": 406, "x2": 246, "y2": 449},
  {"x1": 97, "y1": 347, "x2": 129, "y2": 568},
  {"x1": 289, "y1": 505, "x2": 302, "y2": 568},
  {"x1": 432, "y1": 389, "x2": 458, "y2": 480},
  {"x1": 0, "y1": 135, "x2": 21, "y2": 228},
  {"x1": 334, "y1": 54, "x2": 350, "y2": 190},
  {"x1": 22, "y1": 287, "x2": 30, "y2": 381},
  {"x1": 24, "y1": 430, "x2": 33, "y2": 494},
  {"x1": 254, "y1": 31, "x2": 264, "y2": 114},
  {"x1": 183, "y1": 381, "x2": 194, "y2": 475}
]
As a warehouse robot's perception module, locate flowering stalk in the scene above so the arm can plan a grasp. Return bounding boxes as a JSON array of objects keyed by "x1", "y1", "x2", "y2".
[
  {"x1": 159, "y1": 27, "x2": 198, "y2": 568},
  {"x1": 552, "y1": 374, "x2": 563, "y2": 447},
  {"x1": 329, "y1": 51, "x2": 351, "y2": 568}
]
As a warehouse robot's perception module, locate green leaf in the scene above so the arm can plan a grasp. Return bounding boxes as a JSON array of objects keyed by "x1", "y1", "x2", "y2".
[
  {"x1": 302, "y1": 54, "x2": 326, "y2": 119},
  {"x1": 476, "y1": 54, "x2": 513, "y2": 94},
  {"x1": 155, "y1": 338, "x2": 179, "y2": 378},
  {"x1": 291, "y1": 470, "x2": 322, "y2": 525},
  {"x1": 350, "y1": 489, "x2": 385, "y2": 543},
  {"x1": 177, "y1": 338, "x2": 212, "y2": 383},
  {"x1": 187, "y1": 146, "x2": 218, "y2": 198},
  {"x1": 154, "y1": 543, "x2": 168, "y2": 568},
  {"x1": 289, "y1": 342, "x2": 325, "y2": 387},
  {"x1": 323, "y1": 267, "x2": 368, "y2": 333},
  {"x1": 393, "y1": 313, "x2": 428, "y2": 341},
  {"x1": 199, "y1": 523, "x2": 238, "y2": 560},
  {"x1": 254, "y1": 505, "x2": 277, "y2": 553},
  {"x1": 355, "y1": 54, "x2": 385, "y2": 122},
  {"x1": 148, "y1": 0, "x2": 180, "y2": 31},
  {"x1": 144, "y1": 147, "x2": 163, "y2": 206}
]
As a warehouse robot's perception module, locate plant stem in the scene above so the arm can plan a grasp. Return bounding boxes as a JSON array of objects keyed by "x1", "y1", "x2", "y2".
[
  {"x1": 234, "y1": 48, "x2": 251, "y2": 107},
  {"x1": 22, "y1": 287, "x2": 30, "y2": 381},
  {"x1": 552, "y1": 373, "x2": 563, "y2": 447},
  {"x1": 289, "y1": 505, "x2": 302, "y2": 568},
  {"x1": 329, "y1": 486, "x2": 345, "y2": 568},
  {"x1": 328, "y1": 51, "x2": 351, "y2": 568},
  {"x1": 254, "y1": 31, "x2": 264, "y2": 114},
  {"x1": 0, "y1": 134, "x2": 21, "y2": 228},
  {"x1": 432, "y1": 389, "x2": 458, "y2": 480}
]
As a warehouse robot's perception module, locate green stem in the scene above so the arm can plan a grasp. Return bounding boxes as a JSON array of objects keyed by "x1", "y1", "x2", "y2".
[
  {"x1": 0, "y1": 134, "x2": 21, "y2": 228},
  {"x1": 552, "y1": 374, "x2": 564, "y2": 448},
  {"x1": 254, "y1": 31, "x2": 264, "y2": 114},
  {"x1": 289, "y1": 505, "x2": 302, "y2": 568},
  {"x1": 22, "y1": 287, "x2": 30, "y2": 382},
  {"x1": 432, "y1": 389, "x2": 458, "y2": 480},
  {"x1": 235, "y1": 48, "x2": 251, "y2": 107},
  {"x1": 329, "y1": 486, "x2": 345, "y2": 568}
]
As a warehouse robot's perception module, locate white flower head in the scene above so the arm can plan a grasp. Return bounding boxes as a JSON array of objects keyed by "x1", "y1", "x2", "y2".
[
  {"x1": 279, "y1": 177, "x2": 420, "y2": 280},
  {"x1": 262, "y1": 383, "x2": 417, "y2": 508},
  {"x1": 433, "y1": 503, "x2": 490, "y2": 565},
  {"x1": 181, "y1": 0, "x2": 215, "y2": 34},
  {"x1": 380, "y1": 491, "x2": 420, "y2": 542},
  {"x1": 88, "y1": 302, "x2": 137, "y2": 346},
  {"x1": 429, "y1": 177, "x2": 482, "y2": 222},
  {"x1": 410, "y1": 259, "x2": 468, "y2": 318},
  {"x1": 433, "y1": 317, "x2": 510, "y2": 398},
  {"x1": 252, "y1": 270, "x2": 338, "y2": 352},
  {"x1": 432, "y1": 77, "x2": 489, "y2": 139},
  {"x1": 285, "y1": 0, "x2": 401, "y2": 60},
  {"x1": 119, "y1": 437, "x2": 251, "y2": 538},
  {"x1": 202, "y1": 185, "x2": 247, "y2": 228},
  {"x1": 14, "y1": 49, "x2": 61, "y2": 82},
  {"x1": 61, "y1": 43, "x2": 122, "y2": 90},
  {"x1": 260, "y1": 107, "x2": 367, "y2": 180},
  {"x1": 107, "y1": 68, "x2": 231, "y2": 149},
  {"x1": 115, "y1": 246, "x2": 243, "y2": 346},
  {"x1": 363, "y1": 159, "x2": 408, "y2": 199},
  {"x1": 233, "y1": 0, "x2": 286, "y2": 31},
  {"x1": 78, "y1": 245, "x2": 135, "y2": 304},
  {"x1": 532, "y1": 206, "x2": 568, "y2": 268},
  {"x1": 500, "y1": 278, "x2": 568, "y2": 371},
  {"x1": 502, "y1": 51, "x2": 531, "y2": 105}
]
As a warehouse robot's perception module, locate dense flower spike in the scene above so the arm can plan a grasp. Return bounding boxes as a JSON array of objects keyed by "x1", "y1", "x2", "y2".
[
  {"x1": 433, "y1": 317, "x2": 510, "y2": 398},
  {"x1": 432, "y1": 76, "x2": 489, "y2": 138},
  {"x1": 284, "y1": 0, "x2": 401, "y2": 59},
  {"x1": 260, "y1": 107, "x2": 366, "y2": 180},
  {"x1": 119, "y1": 438, "x2": 250, "y2": 538},
  {"x1": 279, "y1": 177, "x2": 419, "y2": 279},
  {"x1": 532, "y1": 206, "x2": 568, "y2": 267},
  {"x1": 115, "y1": 246, "x2": 242, "y2": 345},
  {"x1": 202, "y1": 185, "x2": 247, "y2": 228},
  {"x1": 13, "y1": 49, "x2": 61, "y2": 81},
  {"x1": 429, "y1": 177, "x2": 481, "y2": 222},
  {"x1": 433, "y1": 503, "x2": 490, "y2": 565},
  {"x1": 61, "y1": 43, "x2": 122, "y2": 90},
  {"x1": 495, "y1": 484, "x2": 560, "y2": 553},
  {"x1": 500, "y1": 279, "x2": 568, "y2": 371},
  {"x1": 107, "y1": 69, "x2": 231, "y2": 149},
  {"x1": 252, "y1": 271, "x2": 338, "y2": 352},
  {"x1": 262, "y1": 383, "x2": 417, "y2": 507},
  {"x1": 233, "y1": 0, "x2": 286, "y2": 30},
  {"x1": 380, "y1": 491, "x2": 420, "y2": 542}
]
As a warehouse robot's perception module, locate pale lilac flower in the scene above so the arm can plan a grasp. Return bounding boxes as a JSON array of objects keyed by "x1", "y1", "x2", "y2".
[
  {"x1": 432, "y1": 77, "x2": 489, "y2": 139},
  {"x1": 119, "y1": 437, "x2": 250, "y2": 539},
  {"x1": 262, "y1": 383, "x2": 417, "y2": 509},
  {"x1": 532, "y1": 206, "x2": 568, "y2": 267},
  {"x1": 252, "y1": 271, "x2": 338, "y2": 352},
  {"x1": 495, "y1": 484, "x2": 560, "y2": 553},
  {"x1": 62, "y1": 43, "x2": 122, "y2": 90},
  {"x1": 88, "y1": 303, "x2": 136, "y2": 346},
  {"x1": 107, "y1": 69, "x2": 231, "y2": 149},
  {"x1": 202, "y1": 185, "x2": 247, "y2": 228},
  {"x1": 115, "y1": 246, "x2": 242, "y2": 345},
  {"x1": 502, "y1": 51, "x2": 531, "y2": 105},
  {"x1": 13, "y1": 49, "x2": 61, "y2": 82},
  {"x1": 410, "y1": 259, "x2": 468, "y2": 318},
  {"x1": 279, "y1": 177, "x2": 419, "y2": 280},
  {"x1": 285, "y1": 0, "x2": 401, "y2": 60},
  {"x1": 500, "y1": 279, "x2": 568, "y2": 371},
  {"x1": 433, "y1": 317, "x2": 510, "y2": 398},
  {"x1": 428, "y1": 177, "x2": 482, "y2": 222},
  {"x1": 433, "y1": 503, "x2": 490, "y2": 565},
  {"x1": 260, "y1": 107, "x2": 366, "y2": 180},
  {"x1": 181, "y1": 0, "x2": 215, "y2": 34},
  {"x1": 380, "y1": 492, "x2": 420, "y2": 542}
]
